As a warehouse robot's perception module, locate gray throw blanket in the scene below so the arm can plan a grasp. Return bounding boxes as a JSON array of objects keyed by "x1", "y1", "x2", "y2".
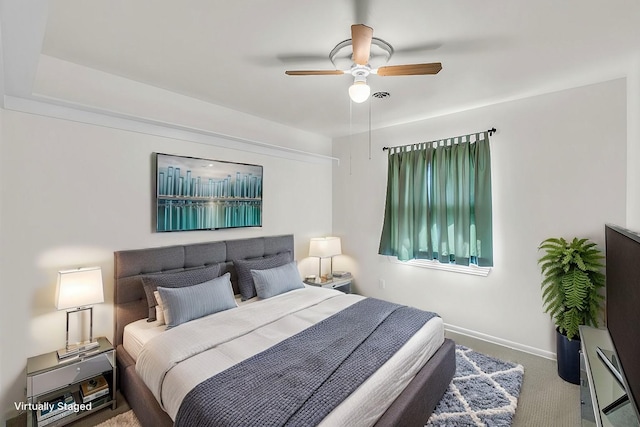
[{"x1": 175, "y1": 297, "x2": 437, "y2": 427}]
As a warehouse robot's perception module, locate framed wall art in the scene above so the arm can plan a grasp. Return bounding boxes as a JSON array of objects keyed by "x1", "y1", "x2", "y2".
[{"x1": 155, "y1": 153, "x2": 263, "y2": 232}]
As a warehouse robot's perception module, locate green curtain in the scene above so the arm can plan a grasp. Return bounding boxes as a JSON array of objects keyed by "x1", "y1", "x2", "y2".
[{"x1": 379, "y1": 132, "x2": 493, "y2": 267}]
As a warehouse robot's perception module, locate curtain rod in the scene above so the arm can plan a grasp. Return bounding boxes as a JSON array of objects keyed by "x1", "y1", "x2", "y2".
[{"x1": 382, "y1": 127, "x2": 496, "y2": 151}]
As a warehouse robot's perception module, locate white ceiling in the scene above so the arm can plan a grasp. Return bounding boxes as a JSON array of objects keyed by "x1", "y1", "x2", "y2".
[{"x1": 3, "y1": 0, "x2": 640, "y2": 138}]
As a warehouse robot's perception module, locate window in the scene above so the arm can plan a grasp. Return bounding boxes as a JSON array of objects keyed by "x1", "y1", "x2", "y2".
[{"x1": 378, "y1": 132, "x2": 493, "y2": 267}]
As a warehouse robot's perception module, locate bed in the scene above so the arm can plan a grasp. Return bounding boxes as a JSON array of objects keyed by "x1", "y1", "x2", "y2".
[{"x1": 114, "y1": 234, "x2": 455, "y2": 427}]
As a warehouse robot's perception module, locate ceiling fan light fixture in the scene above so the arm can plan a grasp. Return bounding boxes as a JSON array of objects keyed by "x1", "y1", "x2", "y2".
[
  {"x1": 284, "y1": 23, "x2": 442, "y2": 104},
  {"x1": 349, "y1": 78, "x2": 370, "y2": 103}
]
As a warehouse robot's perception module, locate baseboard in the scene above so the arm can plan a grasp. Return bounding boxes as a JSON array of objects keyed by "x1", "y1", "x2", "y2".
[{"x1": 444, "y1": 323, "x2": 556, "y2": 361}]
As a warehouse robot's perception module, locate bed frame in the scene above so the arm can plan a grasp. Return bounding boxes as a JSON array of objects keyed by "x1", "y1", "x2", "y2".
[{"x1": 114, "y1": 234, "x2": 455, "y2": 427}]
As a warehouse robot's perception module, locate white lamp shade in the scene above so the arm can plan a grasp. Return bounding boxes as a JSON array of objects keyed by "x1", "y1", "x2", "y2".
[
  {"x1": 56, "y1": 267, "x2": 104, "y2": 310},
  {"x1": 309, "y1": 237, "x2": 342, "y2": 258}
]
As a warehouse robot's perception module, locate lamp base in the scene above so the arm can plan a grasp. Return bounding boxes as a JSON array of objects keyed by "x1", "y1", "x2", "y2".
[{"x1": 57, "y1": 340, "x2": 100, "y2": 359}]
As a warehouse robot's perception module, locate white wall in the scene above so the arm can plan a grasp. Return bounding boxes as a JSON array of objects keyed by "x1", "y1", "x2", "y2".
[
  {"x1": 0, "y1": 103, "x2": 5, "y2": 415},
  {"x1": 332, "y1": 79, "x2": 627, "y2": 357},
  {"x1": 627, "y1": 54, "x2": 640, "y2": 230},
  {"x1": 0, "y1": 109, "x2": 333, "y2": 421}
]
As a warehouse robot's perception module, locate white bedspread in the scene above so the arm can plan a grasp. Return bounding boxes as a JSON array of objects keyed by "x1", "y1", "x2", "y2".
[
  {"x1": 123, "y1": 295, "x2": 252, "y2": 361},
  {"x1": 123, "y1": 318, "x2": 164, "y2": 361},
  {"x1": 135, "y1": 287, "x2": 443, "y2": 426}
]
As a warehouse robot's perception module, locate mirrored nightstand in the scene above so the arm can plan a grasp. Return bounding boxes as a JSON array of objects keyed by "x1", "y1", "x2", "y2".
[
  {"x1": 26, "y1": 337, "x2": 116, "y2": 427},
  {"x1": 304, "y1": 276, "x2": 352, "y2": 294}
]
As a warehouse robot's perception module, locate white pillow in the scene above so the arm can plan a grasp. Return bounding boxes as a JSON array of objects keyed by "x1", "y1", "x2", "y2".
[{"x1": 154, "y1": 291, "x2": 166, "y2": 325}]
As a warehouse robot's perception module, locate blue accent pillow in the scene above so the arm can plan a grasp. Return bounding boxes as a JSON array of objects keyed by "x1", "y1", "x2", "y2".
[
  {"x1": 234, "y1": 252, "x2": 293, "y2": 300},
  {"x1": 157, "y1": 273, "x2": 237, "y2": 329},
  {"x1": 141, "y1": 264, "x2": 221, "y2": 322},
  {"x1": 251, "y1": 261, "x2": 304, "y2": 299}
]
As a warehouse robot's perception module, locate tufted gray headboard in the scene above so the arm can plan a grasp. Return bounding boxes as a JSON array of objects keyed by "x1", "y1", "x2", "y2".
[{"x1": 113, "y1": 234, "x2": 294, "y2": 346}]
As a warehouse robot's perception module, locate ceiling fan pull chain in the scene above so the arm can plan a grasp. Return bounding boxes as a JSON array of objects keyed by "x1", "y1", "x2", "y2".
[
  {"x1": 349, "y1": 99, "x2": 353, "y2": 175},
  {"x1": 369, "y1": 98, "x2": 372, "y2": 160}
]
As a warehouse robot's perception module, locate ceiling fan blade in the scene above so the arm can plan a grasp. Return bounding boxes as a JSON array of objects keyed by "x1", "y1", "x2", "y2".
[
  {"x1": 376, "y1": 62, "x2": 442, "y2": 76},
  {"x1": 351, "y1": 24, "x2": 373, "y2": 65},
  {"x1": 285, "y1": 70, "x2": 345, "y2": 76}
]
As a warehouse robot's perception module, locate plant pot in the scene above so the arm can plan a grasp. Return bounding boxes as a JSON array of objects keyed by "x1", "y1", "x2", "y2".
[{"x1": 556, "y1": 328, "x2": 581, "y2": 385}]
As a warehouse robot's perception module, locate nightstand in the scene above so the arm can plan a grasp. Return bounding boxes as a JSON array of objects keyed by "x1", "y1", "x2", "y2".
[
  {"x1": 304, "y1": 276, "x2": 353, "y2": 294},
  {"x1": 26, "y1": 337, "x2": 116, "y2": 427}
]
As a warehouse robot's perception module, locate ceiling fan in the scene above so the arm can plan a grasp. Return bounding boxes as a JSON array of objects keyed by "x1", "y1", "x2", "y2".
[{"x1": 285, "y1": 24, "x2": 442, "y2": 103}]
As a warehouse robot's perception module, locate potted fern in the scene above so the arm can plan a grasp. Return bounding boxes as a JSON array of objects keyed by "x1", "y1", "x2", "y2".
[{"x1": 538, "y1": 237, "x2": 605, "y2": 384}]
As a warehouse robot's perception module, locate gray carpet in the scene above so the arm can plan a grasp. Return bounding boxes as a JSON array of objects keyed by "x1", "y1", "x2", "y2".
[{"x1": 427, "y1": 345, "x2": 524, "y2": 426}]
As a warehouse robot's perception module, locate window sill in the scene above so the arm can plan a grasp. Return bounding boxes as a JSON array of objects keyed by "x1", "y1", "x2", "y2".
[{"x1": 386, "y1": 256, "x2": 491, "y2": 277}]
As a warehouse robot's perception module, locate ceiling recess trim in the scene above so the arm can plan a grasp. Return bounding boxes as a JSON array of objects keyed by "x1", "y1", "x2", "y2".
[{"x1": 3, "y1": 95, "x2": 339, "y2": 164}]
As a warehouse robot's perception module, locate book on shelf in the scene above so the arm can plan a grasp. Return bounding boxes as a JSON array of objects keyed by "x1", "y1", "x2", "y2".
[
  {"x1": 80, "y1": 375, "x2": 110, "y2": 403},
  {"x1": 38, "y1": 407, "x2": 76, "y2": 426},
  {"x1": 80, "y1": 386, "x2": 110, "y2": 403},
  {"x1": 85, "y1": 394, "x2": 110, "y2": 409},
  {"x1": 332, "y1": 271, "x2": 352, "y2": 278},
  {"x1": 36, "y1": 392, "x2": 75, "y2": 424}
]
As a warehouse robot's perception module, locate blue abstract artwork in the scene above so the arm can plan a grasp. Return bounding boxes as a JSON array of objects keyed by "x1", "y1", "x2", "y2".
[{"x1": 155, "y1": 153, "x2": 263, "y2": 231}]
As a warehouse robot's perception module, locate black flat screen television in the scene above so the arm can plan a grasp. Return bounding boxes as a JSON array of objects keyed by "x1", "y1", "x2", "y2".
[
  {"x1": 604, "y1": 224, "x2": 640, "y2": 421},
  {"x1": 155, "y1": 153, "x2": 263, "y2": 232}
]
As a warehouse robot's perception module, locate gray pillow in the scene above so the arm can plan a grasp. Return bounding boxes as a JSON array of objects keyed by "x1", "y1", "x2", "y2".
[
  {"x1": 251, "y1": 261, "x2": 304, "y2": 299},
  {"x1": 157, "y1": 273, "x2": 237, "y2": 329},
  {"x1": 141, "y1": 264, "x2": 221, "y2": 322},
  {"x1": 234, "y1": 252, "x2": 292, "y2": 300}
]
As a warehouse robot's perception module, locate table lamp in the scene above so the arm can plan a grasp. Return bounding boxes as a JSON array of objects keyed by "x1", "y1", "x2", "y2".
[
  {"x1": 309, "y1": 237, "x2": 342, "y2": 281},
  {"x1": 56, "y1": 267, "x2": 104, "y2": 359}
]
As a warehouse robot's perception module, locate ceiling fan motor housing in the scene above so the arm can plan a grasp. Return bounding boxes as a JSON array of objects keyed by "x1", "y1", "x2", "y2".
[{"x1": 351, "y1": 65, "x2": 371, "y2": 79}]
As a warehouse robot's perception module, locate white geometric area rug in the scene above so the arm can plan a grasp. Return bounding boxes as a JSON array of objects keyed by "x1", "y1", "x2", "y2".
[
  {"x1": 95, "y1": 410, "x2": 141, "y2": 427},
  {"x1": 426, "y1": 345, "x2": 524, "y2": 427}
]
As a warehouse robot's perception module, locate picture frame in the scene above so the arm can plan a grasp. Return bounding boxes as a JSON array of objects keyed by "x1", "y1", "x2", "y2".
[{"x1": 155, "y1": 153, "x2": 263, "y2": 232}]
